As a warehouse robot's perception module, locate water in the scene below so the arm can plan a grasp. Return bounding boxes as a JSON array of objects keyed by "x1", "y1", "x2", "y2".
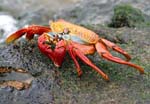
[{"x1": 0, "y1": 14, "x2": 18, "y2": 43}]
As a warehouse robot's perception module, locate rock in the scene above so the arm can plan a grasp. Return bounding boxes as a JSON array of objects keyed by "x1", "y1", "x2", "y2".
[
  {"x1": 55, "y1": 0, "x2": 150, "y2": 25},
  {"x1": 0, "y1": 26, "x2": 150, "y2": 104},
  {"x1": 108, "y1": 4, "x2": 145, "y2": 28},
  {"x1": 0, "y1": 41, "x2": 55, "y2": 104}
]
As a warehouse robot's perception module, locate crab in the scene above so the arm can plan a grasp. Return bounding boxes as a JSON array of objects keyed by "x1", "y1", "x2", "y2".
[{"x1": 6, "y1": 19, "x2": 144, "y2": 81}]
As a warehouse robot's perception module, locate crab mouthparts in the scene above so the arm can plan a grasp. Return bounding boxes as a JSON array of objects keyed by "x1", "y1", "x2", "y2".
[
  {"x1": 38, "y1": 33, "x2": 67, "y2": 67},
  {"x1": 47, "y1": 40, "x2": 66, "y2": 67}
]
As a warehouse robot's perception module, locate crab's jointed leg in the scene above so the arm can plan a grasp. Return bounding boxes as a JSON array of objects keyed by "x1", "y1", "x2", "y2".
[
  {"x1": 68, "y1": 45, "x2": 83, "y2": 77},
  {"x1": 101, "y1": 38, "x2": 131, "y2": 61},
  {"x1": 68, "y1": 42, "x2": 109, "y2": 81},
  {"x1": 6, "y1": 25, "x2": 51, "y2": 43},
  {"x1": 68, "y1": 41, "x2": 96, "y2": 77},
  {"x1": 95, "y1": 41, "x2": 144, "y2": 74}
]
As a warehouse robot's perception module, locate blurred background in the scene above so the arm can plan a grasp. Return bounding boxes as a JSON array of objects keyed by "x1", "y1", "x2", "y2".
[{"x1": 0, "y1": 0, "x2": 150, "y2": 43}]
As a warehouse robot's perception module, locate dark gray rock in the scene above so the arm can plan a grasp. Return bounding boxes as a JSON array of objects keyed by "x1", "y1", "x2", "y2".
[{"x1": 0, "y1": 41, "x2": 56, "y2": 104}]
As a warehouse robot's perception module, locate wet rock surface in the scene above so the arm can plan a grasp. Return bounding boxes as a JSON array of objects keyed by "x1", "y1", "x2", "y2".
[
  {"x1": 0, "y1": 67, "x2": 33, "y2": 90},
  {"x1": 0, "y1": 41, "x2": 56, "y2": 104},
  {"x1": 0, "y1": 27, "x2": 150, "y2": 104},
  {"x1": 0, "y1": 76, "x2": 54, "y2": 104},
  {"x1": 0, "y1": 0, "x2": 150, "y2": 104}
]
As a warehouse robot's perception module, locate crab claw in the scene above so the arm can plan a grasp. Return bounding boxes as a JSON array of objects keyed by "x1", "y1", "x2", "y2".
[
  {"x1": 38, "y1": 33, "x2": 66, "y2": 67},
  {"x1": 6, "y1": 25, "x2": 51, "y2": 43}
]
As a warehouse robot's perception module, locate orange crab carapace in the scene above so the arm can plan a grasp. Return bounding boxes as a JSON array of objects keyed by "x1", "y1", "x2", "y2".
[{"x1": 6, "y1": 19, "x2": 144, "y2": 81}]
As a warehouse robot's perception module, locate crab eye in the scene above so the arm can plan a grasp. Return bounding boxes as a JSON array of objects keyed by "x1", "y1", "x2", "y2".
[
  {"x1": 47, "y1": 32, "x2": 57, "y2": 38},
  {"x1": 42, "y1": 41, "x2": 56, "y2": 50}
]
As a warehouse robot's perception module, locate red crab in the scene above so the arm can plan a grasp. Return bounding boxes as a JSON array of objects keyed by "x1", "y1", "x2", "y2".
[{"x1": 6, "y1": 19, "x2": 144, "y2": 81}]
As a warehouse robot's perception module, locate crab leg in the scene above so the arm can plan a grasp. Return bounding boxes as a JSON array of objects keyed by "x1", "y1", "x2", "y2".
[
  {"x1": 6, "y1": 25, "x2": 51, "y2": 43},
  {"x1": 70, "y1": 45, "x2": 109, "y2": 81},
  {"x1": 96, "y1": 42, "x2": 144, "y2": 74},
  {"x1": 101, "y1": 38, "x2": 131, "y2": 61},
  {"x1": 68, "y1": 45, "x2": 83, "y2": 77}
]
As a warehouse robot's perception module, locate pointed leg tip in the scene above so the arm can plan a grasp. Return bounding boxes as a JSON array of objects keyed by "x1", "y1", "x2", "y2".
[
  {"x1": 103, "y1": 75, "x2": 110, "y2": 81},
  {"x1": 78, "y1": 74, "x2": 82, "y2": 79},
  {"x1": 118, "y1": 52, "x2": 131, "y2": 62},
  {"x1": 54, "y1": 63, "x2": 61, "y2": 67},
  {"x1": 126, "y1": 55, "x2": 131, "y2": 62},
  {"x1": 140, "y1": 70, "x2": 145, "y2": 74},
  {"x1": 136, "y1": 66, "x2": 145, "y2": 74},
  {"x1": 77, "y1": 70, "x2": 83, "y2": 77}
]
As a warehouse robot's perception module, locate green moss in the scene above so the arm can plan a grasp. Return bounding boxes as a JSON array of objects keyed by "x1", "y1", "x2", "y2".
[
  {"x1": 109, "y1": 4, "x2": 145, "y2": 28},
  {"x1": 145, "y1": 22, "x2": 150, "y2": 26},
  {"x1": 0, "y1": 7, "x2": 2, "y2": 11}
]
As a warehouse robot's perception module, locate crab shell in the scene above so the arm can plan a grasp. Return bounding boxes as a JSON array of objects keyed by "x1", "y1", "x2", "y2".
[{"x1": 50, "y1": 19, "x2": 99, "y2": 44}]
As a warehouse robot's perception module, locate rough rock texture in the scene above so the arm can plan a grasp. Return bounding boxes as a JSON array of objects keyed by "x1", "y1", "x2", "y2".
[
  {"x1": 0, "y1": 27, "x2": 150, "y2": 104},
  {"x1": 0, "y1": 41, "x2": 56, "y2": 104}
]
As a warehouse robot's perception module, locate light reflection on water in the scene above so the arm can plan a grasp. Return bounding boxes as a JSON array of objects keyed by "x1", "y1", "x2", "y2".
[{"x1": 0, "y1": 14, "x2": 18, "y2": 43}]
